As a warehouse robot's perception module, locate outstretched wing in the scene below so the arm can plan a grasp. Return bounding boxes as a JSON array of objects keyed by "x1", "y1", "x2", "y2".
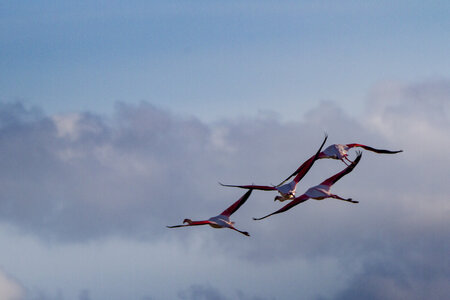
[
  {"x1": 320, "y1": 151, "x2": 362, "y2": 186},
  {"x1": 253, "y1": 194, "x2": 310, "y2": 220},
  {"x1": 166, "y1": 220, "x2": 211, "y2": 228},
  {"x1": 346, "y1": 143, "x2": 403, "y2": 154},
  {"x1": 220, "y1": 189, "x2": 253, "y2": 217},
  {"x1": 219, "y1": 182, "x2": 277, "y2": 191},
  {"x1": 277, "y1": 133, "x2": 328, "y2": 186},
  {"x1": 166, "y1": 224, "x2": 186, "y2": 228}
]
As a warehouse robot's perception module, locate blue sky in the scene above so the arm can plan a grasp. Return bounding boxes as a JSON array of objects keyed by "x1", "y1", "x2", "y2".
[
  {"x1": 2, "y1": 1, "x2": 449, "y2": 120},
  {"x1": 0, "y1": 1, "x2": 449, "y2": 300}
]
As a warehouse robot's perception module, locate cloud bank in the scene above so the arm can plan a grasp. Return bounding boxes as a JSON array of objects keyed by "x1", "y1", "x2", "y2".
[{"x1": 0, "y1": 79, "x2": 448, "y2": 299}]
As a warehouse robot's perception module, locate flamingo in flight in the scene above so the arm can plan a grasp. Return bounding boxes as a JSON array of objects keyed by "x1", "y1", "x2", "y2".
[
  {"x1": 278, "y1": 143, "x2": 402, "y2": 185},
  {"x1": 319, "y1": 143, "x2": 402, "y2": 165},
  {"x1": 220, "y1": 134, "x2": 328, "y2": 202},
  {"x1": 167, "y1": 189, "x2": 253, "y2": 236},
  {"x1": 253, "y1": 151, "x2": 362, "y2": 221}
]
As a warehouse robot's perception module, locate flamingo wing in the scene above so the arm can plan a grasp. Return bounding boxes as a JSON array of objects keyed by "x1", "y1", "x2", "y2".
[
  {"x1": 346, "y1": 143, "x2": 403, "y2": 154},
  {"x1": 219, "y1": 182, "x2": 277, "y2": 191},
  {"x1": 166, "y1": 220, "x2": 211, "y2": 228},
  {"x1": 220, "y1": 189, "x2": 253, "y2": 217},
  {"x1": 320, "y1": 151, "x2": 362, "y2": 186},
  {"x1": 166, "y1": 224, "x2": 187, "y2": 228},
  {"x1": 277, "y1": 133, "x2": 328, "y2": 186},
  {"x1": 253, "y1": 194, "x2": 310, "y2": 220}
]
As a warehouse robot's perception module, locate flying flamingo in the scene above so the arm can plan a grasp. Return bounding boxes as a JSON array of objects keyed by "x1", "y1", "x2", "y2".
[
  {"x1": 278, "y1": 143, "x2": 402, "y2": 185},
  {"x1": 319, "y1": 143, "x2": 402, "y2": 165},
  {"x1": 253, "y1": 151, "x2": 362, "y2": 221},
  {"x1": 167, "y1": 189, "x2": 253, "y2": 236},
  {"x1": 219, "y1": 134, "x2": 328, "y2": 202}
]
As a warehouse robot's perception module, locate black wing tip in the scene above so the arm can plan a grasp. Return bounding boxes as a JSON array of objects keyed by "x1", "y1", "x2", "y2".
[
  {"x1": 253, "y1": 215, "x2": 270, "y2": 221},
  {"x1": 219, "y1": 182, "x2": 254, "y2": 189},
  {"x1": 241, "y1": 188, "x2": 254, "y2": 200},
  {"x1": 376, "y1": 149, "x2": 403, "y2": 154},
  {"x1": 219, "y1": 182, "x2": 238, "y2": 188},
  {"x1": 354, "y1": 150, "x2": 363, "y2": 162}
]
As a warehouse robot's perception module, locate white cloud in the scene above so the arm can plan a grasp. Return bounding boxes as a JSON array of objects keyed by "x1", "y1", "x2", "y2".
[
  {"x1": 51, "y1": 113, "x2": 82, "y2": 140},
  {"x1": 0, "y1": 269, "x2": 24, "y2": 300},
  {"x1": 365, "y1": 79, "x2": 450, "y2": 156}
]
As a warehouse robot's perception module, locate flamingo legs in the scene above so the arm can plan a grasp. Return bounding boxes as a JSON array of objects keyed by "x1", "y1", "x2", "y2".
[
  {"x1": 230, "y1": 227, "x2": 250, "y2": 236},
  {"x1": 330, "y1": 194, "x2": 358, "y2": 203},
  {"x1": 342, "y1": 156, "x2": 354, "y2": 166}
]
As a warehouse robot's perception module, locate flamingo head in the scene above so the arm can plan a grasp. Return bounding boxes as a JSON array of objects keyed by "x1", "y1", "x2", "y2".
[
  {"x1": 183, "y1": 219, "x2": 193, "y2": 225},
  {"x1": 274, "y1": 191, "x2": 295, "y2": 202},
  {"x1": 274, "y1": 195, "x2": 286, "y2": 202}
]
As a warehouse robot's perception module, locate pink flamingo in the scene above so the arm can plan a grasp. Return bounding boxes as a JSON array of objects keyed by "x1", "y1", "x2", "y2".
[
  {"x1": 167, "y1": 189, "x2": 253, "y2": 236},
  {"x1": 253, "y1": 151, "x2": 362, "y2": 221},
  {"x1": 220, "y1": 134, "x2": 328, "y2": 202},
  {"x1": 277, "y1": 143, "x2": 402, "y2": 185},
  {"x1": 318, "y1": 143, "x2": 402, "y2": 165}
]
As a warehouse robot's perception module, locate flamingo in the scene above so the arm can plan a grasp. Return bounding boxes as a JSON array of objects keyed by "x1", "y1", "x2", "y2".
[
  {"x1": 167, "y1": 189, "x2": 253, "y2": 236},
  {"x1": 219, "y1": 134, "x2": 328, "y2": 202},
  {"x1": 319, "y1": 143, "x2": 402, "y2": 165},
  {"x1": 253, "y1": 151, "x2": 362, "y2": 221},
  {"x1": 278, "y1": 143, "x2": 402, "y2": 185}
]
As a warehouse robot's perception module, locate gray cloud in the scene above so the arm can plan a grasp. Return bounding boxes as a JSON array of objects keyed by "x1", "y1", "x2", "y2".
[
  {"x1": 78, "y1": 289, "x2": 91, "y2": 300},
  {"x1": 178, "y1": 284, "x2": 227, "y2": 300},
  {"x1": 26, "y1": 290, "x2": 63, "y2": 300},
  {"x1": 0, "y1": 102, "x2": 219, "y2": 241},
  {"x1": 177, "y1": 284, "x2": 276, "y2": 300},
  {"x1": 0, "y1": 79, "x2": 448, "y2": 299},
  {"x1": 329, "y1": 235, "x2": 450, "y2": 300}
]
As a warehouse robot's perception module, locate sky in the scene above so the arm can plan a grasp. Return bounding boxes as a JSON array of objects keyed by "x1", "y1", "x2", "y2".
[{"x1": 0, "y1": 1, "x2": 449, "y2": 299}]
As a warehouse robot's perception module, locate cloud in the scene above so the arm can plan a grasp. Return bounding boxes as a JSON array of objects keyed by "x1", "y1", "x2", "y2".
[
  {"x1": 178, "y1": 284, "x2": 227, "y2": 300},
  {"x1": 0, "y1": 269, "x2": 24, "y2": 300},
  {"x1": 26, "y1": 290, "x2": 64, "y2": 300},
  {"x1": 0, "y1": 100, "x2": 344, "y2": 243},
  {"x1": 177, "y1": 284, "x2": 276, "y2": 300},
  {"x1": 317, "y1": 79, "x2": 450, "y2": 300},
  {"x1": 0, "y1": 79, "x2": 448, "y2": 299},
  {"x1": 329, "y1": 238, "x2": 450, "y2": 300},
  {"x1": 0, "y1": 101, "x2": 217, "y2": 241}
]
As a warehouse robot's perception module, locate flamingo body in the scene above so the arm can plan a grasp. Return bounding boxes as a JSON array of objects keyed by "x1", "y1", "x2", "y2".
[
  {"x1": 207, "y1": 215, "x2": 234, "y2": 228},
  {"x1": 274, "y1": 181, "x2": 298, "y2": 201},
  {"x1": 319, "y1": 144, "x2": 348, "y2": 160},
  {"x1": 304, "y1": 184, "x2": 332, "y2": 199}
]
